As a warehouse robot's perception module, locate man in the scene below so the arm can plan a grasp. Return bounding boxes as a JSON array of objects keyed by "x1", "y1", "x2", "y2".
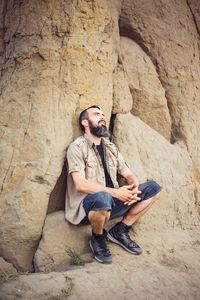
[{"x1": 65, "y1": 105, "x2": 161, "y2": 264}]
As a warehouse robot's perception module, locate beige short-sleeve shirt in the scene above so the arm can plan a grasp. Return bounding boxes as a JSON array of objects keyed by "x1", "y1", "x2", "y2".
[{"x1": 65, "y1": 134, "x2": 129, "y2": 224}]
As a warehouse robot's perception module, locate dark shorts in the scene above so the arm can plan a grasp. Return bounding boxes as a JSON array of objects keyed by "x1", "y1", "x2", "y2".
[{"x1": 80, "y1": 180, "x2": 162, "y2": 225}]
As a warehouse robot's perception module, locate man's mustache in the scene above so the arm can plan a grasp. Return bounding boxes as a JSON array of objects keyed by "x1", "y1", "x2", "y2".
[{"x1": 98, "y1": 120, "x2": 106, "y2": 126}]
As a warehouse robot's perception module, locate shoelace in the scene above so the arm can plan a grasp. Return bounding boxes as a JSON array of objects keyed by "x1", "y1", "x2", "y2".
[
  {"x1": 123, "y1": 232, "x2": 139, "y2": 248},
  {"x1": 96, "y1": 238, "x2": 111, "y2": 256},
  {"x1": 117, "y1": 226, "x2": 139, "y2": 248}
]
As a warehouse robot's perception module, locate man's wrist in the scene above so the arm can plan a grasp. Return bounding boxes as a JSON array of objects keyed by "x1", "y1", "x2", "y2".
[
  {"x1": 105, "y1": 187, "x2": 118, "y2": 198},
  {"x1": 126, "y1": 174, "x2": 138, "y2": 186},
  {"x1": 132, "y1": 178, "x2": 139, "y2": 186}
]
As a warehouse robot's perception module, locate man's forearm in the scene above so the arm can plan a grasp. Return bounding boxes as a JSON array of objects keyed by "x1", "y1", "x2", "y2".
[
  {"x1": 72, "y1": 171, "x2": 140, "y2": 203},
  {"x1": 124, "y1": 172, "x2": 139, "y2": 187},
  {"x1": 76, "y1": 178, "x2": 138, "y2": 203},
  {"x1": 74, "y1": 176, "x2": 118, "y2": 198},
  {"x1": 72, "y1": 170, "x2": 139, "y2": 202}
]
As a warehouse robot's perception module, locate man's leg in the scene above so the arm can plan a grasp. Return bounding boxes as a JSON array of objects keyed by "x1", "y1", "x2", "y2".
[
  {"x1": 88, "y1": 210, "x2": 110, "y2": 234},
  {"x1": 82, "y1": 191, "x2": 113, "y2": 264},
  {"x1": 122, "y1": 192, "x2": 160, "y2": 225},
  {"x1": 108, "y1": 181, "x2": 161, "y2": 255}
]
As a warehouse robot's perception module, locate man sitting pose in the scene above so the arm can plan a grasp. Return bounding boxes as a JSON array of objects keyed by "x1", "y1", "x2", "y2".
[{"x1": 65, "y1": 105, "x2": 161, "y2": 264}]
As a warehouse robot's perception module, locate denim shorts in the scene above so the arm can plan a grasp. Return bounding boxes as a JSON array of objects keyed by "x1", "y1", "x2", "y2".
[{"x1": 80, "y1": 180, "x2": 162, "y2": 225}]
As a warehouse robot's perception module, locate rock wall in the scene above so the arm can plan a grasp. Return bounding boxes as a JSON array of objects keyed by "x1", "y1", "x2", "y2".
[
  {"x1": 118, "y1": 0, "x2": 200, "y2": 213},
  {"x1": 0, "y1": 0, "x2": 113, "y2": 271},
  {"x1": 0, "y1": 0, "x2": 200, "y2": 271}
]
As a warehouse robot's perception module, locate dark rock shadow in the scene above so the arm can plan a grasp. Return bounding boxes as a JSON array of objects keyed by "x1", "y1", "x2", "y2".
[{"x1": 47, "y1": 160, "x2": 67, "y2": 214}]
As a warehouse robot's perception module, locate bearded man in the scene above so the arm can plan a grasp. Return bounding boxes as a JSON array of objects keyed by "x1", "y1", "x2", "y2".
[{"x1": 65, "y1": 105, "x2": 161, "y2": 264}]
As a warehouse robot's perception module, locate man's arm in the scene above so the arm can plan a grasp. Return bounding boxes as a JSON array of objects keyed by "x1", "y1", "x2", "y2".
[
  {"x1": 120, "y1": 168, "x2": 141, "y2": 205},
  {"x1": 71, "y1": 171, "x2": 139, "y2": 204},
  {"x1": 115, "y1": 147, "x2": 139, "y2": 191},
  {"x1": 121, "y1": 169, "x2": 139, "y2": 188}
]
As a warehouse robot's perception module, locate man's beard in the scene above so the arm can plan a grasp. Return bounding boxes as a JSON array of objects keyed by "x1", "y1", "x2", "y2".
[{"x1": 88, "y1": 119, "x2": 111, "y2": 138}]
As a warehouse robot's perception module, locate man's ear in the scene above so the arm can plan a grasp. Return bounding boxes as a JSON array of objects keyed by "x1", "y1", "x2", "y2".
[{"x1": 81, "y1": 119, "x2": 88, "y2": 128}]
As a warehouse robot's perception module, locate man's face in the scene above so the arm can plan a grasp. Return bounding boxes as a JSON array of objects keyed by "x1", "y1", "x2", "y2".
[{"x1": 86, "y1": 108, "x2": 111, "y2": 138}]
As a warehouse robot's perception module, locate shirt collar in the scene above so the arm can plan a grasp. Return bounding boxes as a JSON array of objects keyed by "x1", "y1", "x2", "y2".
[
  {"x1": 84, "y1": 133, "x2": 111, "y2": 148},
  {"x1": 83, "y1": 133, "x2": 95, "y2": 148}
]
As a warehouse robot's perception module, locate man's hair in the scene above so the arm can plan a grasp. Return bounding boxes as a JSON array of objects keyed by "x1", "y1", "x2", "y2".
[{"x1": 79, "y1": 105, "x2": 101, "y2": 132}]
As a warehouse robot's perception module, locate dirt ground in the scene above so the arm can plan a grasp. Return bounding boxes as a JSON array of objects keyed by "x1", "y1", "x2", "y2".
[{"x1": 0, "y1": 228, "x2": 200, "y2": 300}]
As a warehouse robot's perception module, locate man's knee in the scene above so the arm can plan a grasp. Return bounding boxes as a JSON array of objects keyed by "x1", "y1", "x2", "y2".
[
  {"x1": 152, "y1": 181, "x2": 161, "y2": 201},
  {"x1": 155, "y1": 191, "x2": 161, "y2": 198},
  {"x1": 140, "y1": 180, "x2": 162, "y2": 201},
  {"x1": 93, "y1": 191, "x2": 113, "y2": 211}
]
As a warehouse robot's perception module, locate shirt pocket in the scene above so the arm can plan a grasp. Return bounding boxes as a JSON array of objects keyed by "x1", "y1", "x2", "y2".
[
  {"x1": 85, "y1": 160, "x2": 98, "y2": 180},
  {"x1": 108, "y1": 162, "x2": 117, "y2": 180}
]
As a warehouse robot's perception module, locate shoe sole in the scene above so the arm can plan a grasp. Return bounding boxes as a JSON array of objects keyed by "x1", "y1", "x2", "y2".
[
  {"x1": 107, "y1": 233, "x2": 142, "y2": 255},
  {"x1": 89, "y1": 240, "x2": 112, "y2": 264}
]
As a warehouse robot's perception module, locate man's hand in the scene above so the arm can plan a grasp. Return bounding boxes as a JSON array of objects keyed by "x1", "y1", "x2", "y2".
[
  {"x1": 71, "y1": 171, "x2": 141, "y2": 206},
  {"x1": 114, "y1": 184, "x2": 141, "y2": 205},
  {"x1": 125, "y1": 184, "x2": 141, "y2": 205}
]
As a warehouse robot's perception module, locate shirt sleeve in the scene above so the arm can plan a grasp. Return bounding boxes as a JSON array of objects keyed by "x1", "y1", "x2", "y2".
[
  {"x1": 66, "y1": 143, "x2": 85, "y2": 174},
  {"x1": 116, "y1": 148, "x2": 130, "y2": 176}
]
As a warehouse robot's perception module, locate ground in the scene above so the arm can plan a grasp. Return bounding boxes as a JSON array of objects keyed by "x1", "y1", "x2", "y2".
[{"x1": 0, "y1": 228, "x2": 200, "y2": 300}]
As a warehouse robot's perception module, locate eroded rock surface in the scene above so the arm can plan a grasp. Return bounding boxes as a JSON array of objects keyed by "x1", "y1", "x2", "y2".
[
  {"x1": 0, "y1": 0, "x2": 113, "y2": 271},
  {"x1": 1, "y1": 229, "x2": 200, "y2": 300},
  {"x1": 0, "y1": 257, "x2": 17, "y2": 276},
  {"x1": 119, "y1": 0, "x2": 200, "y2": 207},
  {"x1": 113, "y1": 113, "x2": 199, "y2": 230},
  {"x1": 34, "y1": 211, "x2": 91, "y2": 272},
  {"x1": 0, "y1": 0, "x2": 199, "y2": 272},
  {"x1": 119, "y1": 37, "x2": 172, "y2": 140}
]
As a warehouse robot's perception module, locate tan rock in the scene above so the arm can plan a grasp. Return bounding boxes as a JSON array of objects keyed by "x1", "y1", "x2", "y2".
[
  {"x1": 119, "y1": 36, "x2": 171, "y2": 140},
  {"x1": 1, "y1": 228, "x2": 200, "y2": 300},
  {"x1": 187, "y1": 0, "x2": 200, "y2": 33},
  {"x1": 0, "y1": 257, "x2": 17, "y2": 276},
  {"x1": 112, "y1": 66, "x2": 133, "y2": 114},
  {"x1": 34, "y1": 211, "x2": 91, "y2": 272},
  {"x1": 0, "y1": 271, "x2": 73, "y2": 300},
  {"x1": 113, "y1": 113, "x2": 199, "y2": 229},
  {"x1": 0, "y1": 0, "x2": 200, "y2": 273},
  {"x1": 0, "y1": 0, "x2": 113, "y2": 271},
  {"x1": 120, "y1": 0, "x2": 200, "y2": 206}
]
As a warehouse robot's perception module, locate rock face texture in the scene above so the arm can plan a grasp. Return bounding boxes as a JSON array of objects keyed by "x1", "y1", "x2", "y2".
[
  {"x1": 119, "y1": 0, "x2": 200, "y2": 209},
  {"x1": 34, "y1": 211, "x2": 91, "y2": 272},
  {"x1": 119, "y1": 37, "x2": 172, "y2": 140},
  {"x1": 113, "y1": 113, "x2": 199, "y2": 229},
  {"x1": 0, "y1": 0, "x2": 113, "y2": 271},
  {"x1": 0, "y1": 0, "x2": 200, "y2": 272}
]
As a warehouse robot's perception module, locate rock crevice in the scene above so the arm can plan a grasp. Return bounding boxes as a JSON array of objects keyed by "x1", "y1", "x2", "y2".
[{"x1": 186, "y1": 0, "x2": 200, "y2": 37}]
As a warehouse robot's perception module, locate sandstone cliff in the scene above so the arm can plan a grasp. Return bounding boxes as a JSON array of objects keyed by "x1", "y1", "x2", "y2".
[{"x1": 0, "y1": 0, "x2": 200, "y2": 275}]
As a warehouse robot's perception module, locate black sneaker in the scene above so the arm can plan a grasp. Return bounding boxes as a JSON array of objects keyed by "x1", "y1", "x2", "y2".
[
  {"x1": 89, "y1": 230, "x2": 112, "y2": 264},
  {"x1": 107, "y1": 222, "x2": 142, "y2": 255}
]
